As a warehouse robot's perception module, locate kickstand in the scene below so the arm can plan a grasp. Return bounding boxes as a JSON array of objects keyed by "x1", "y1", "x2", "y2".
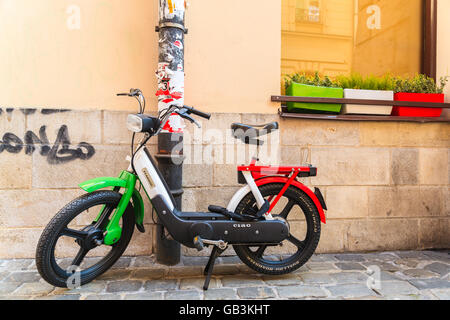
[{"x1": 203, "y1": 246, "x2": 226, "y2": 290}]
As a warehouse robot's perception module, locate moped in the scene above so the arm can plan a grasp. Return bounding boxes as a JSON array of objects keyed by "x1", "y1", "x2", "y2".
[{"x1": 36, "y1": 89, "x2": 327, "y2": 290}]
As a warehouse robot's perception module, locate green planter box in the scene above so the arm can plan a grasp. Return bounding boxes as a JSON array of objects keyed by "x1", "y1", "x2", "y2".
[{"x1": 286, "y1": 83, "x2": 343, "y2": 114}]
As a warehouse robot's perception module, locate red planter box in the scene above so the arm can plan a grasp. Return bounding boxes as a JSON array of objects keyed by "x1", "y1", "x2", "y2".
[{"x1": 392, "y1": 92, "x2": 444, "y2": 117}]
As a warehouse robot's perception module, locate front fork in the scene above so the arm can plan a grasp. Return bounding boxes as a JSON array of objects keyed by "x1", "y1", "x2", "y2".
[{"x1": 79, "y1": 171, "x2": 145, "y2": 246}]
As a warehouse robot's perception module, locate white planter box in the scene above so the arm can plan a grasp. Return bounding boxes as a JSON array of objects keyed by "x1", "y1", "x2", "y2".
[{"x1": 342, "y1": 89, "x2": 394, "y2": 115}]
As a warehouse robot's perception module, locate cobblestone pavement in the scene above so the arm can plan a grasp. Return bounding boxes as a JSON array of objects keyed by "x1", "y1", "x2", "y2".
[{"x1": 0, "y1": 250, "x2": 448, "y2": 300}]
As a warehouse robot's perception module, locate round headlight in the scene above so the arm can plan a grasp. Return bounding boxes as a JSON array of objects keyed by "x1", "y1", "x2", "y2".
[{"x1": 127, "y1": 114, "x2": 143, "y2": 133}]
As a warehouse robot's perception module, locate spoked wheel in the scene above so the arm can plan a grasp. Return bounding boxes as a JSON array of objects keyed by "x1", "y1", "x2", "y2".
[
  {"x1": 233, "y1": 183, "x2": 321, "y2": 275},
  {"x1": 36, "y1": 191, "x2": 135, "y2": 288}
]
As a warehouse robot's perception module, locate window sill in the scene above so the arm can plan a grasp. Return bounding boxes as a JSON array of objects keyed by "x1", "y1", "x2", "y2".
[
  {"x1": 278, "y1": 108, "x2": 450, "y2": 123},
  {"x1": 273, "y1": 95, "x2": 450, "y2": 123}
]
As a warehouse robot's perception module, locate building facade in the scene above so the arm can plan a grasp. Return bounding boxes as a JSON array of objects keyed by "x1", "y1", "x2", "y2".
[{"x1": 0, "y1": 0, "x2": 448, "y2": 258}]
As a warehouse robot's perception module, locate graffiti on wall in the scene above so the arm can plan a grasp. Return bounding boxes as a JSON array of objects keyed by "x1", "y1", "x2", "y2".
[{"x1": 0, "y1": 108, "x2": 95, "y2": 165}]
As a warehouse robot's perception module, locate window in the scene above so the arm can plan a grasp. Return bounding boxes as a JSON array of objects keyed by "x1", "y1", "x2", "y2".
[
  {"x1": 282, "y1": 0, "x2": 424, "y2": 79},
  {"x1": 295, "y1": 0, "x2": 322, "y2": 24}
]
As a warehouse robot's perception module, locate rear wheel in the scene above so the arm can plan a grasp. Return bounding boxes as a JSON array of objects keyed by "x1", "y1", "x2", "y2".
[
  {"x1": 233, "y1": 183, "x2": 321, "y2": 275},
  {"x1": 36, "y1": 190, "x2": 135, "y2": 288}
]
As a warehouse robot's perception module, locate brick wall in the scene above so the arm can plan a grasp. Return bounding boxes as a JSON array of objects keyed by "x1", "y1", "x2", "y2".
[{"x1": 0, "y1": 109, "x2": 448, "y2": 258}]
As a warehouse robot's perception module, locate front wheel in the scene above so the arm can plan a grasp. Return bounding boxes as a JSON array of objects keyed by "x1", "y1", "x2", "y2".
[
  {"x1": 36, "y1": 190, "x2": 135, "y2": 288},
  {"x1": 233, "y1": 183, "x2": 321, "y2": 275}
]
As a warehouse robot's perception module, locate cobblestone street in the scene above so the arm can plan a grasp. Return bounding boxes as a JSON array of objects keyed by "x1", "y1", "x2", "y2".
[{"x1": 0, "y1": 250, "x2": 448, "y2": 300}]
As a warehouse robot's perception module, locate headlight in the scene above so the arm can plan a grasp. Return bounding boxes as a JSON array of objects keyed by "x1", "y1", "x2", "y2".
[{"x1": 127, "y1": 114, "x2": 143, "y2": 133}]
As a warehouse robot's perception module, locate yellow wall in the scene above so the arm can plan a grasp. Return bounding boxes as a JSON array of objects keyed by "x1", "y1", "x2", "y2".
[
  {"x1": 0, "y1": 0, "x2": 281, "y2": 113},
  {"x1": 437, "y1": 0, "x2": 450, "y2": 103},
  {"x1": 185, "y1": 0, "x2": 281, "y2": 114}
]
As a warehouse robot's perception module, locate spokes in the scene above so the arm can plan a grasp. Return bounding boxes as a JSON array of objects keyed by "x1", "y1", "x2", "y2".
[
  {"x1": 71, "y1": 247, "x2": 89, "y2": 267},
  {"x1": 252, "y1": 235, "x2": 305, "y2": 260},
  {"x1": 61, "y1": 228, "x2": 88, "y2": 241},
  {"x1": 287, "y1": 234, "x2": 306, "y2": 250},
  {"x1": 94, "y1": 205, "x2": 114, "y2": 230},
  {"x1": 254, "y1": 245, "x2": 267, "y2": 257},
  {"x1": 249, "y1": 196, "x2": 305, "y2": 261},
  {"x1": 61, "y1": 228, "x2": 91, "y2": 268},
  {"x1": 278, "y1": 200, "x2": 295, "y2": 219},
  {"x1": 60, "y1": 225, "x2": 104, "y2": 268}
]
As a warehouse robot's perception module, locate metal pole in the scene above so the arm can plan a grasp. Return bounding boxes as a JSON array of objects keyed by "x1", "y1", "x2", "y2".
[{"x1": 154, "y1": 0, "x2": 187, "y2": 266}]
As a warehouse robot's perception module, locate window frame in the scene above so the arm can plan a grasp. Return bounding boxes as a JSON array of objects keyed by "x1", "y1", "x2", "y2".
[{"x1": 422, "y1": 0, "x2": 437, "y2": 80}]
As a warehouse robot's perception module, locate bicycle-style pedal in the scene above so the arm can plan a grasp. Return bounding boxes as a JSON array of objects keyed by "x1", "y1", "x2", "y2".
[{"x1": 193, "y1": 236, "x2": 204, "y2": 251}]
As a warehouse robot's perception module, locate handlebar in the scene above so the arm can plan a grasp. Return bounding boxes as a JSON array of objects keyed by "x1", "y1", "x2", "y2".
[
  {"x1": 117, "y1": 89, "x2": 211, "y2": 129},
  {"x1": 117, "y1": 88, "x2": 142, "y2": 97},
  {"x1": 183, "y1": 105, "x2": 211, "y2": 120}
]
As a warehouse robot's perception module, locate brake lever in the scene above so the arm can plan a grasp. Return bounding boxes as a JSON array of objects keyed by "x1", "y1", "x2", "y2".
[
  {"x1": 183, "y1": 114, "x2": 201, "y2": 128},
  {"x1": 176, "y1": 110, "x2": 201, "y2": 128}
]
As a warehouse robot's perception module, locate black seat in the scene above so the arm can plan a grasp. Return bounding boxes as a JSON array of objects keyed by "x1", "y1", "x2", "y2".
[
  {"x1": 231, "y1": 122, "x2": 279, "y2": 140},
  {"x1": 231, "y1": 122, "x2": 279, "y2": 145}
]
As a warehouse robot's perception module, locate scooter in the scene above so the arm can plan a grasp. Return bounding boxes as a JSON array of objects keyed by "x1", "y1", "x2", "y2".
[{"x1": 36, "y1": 89, "x2": 327, "y2": 290}]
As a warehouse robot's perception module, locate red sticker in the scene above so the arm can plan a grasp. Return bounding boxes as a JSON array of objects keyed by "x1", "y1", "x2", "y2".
[
  {"x1": 173, "y1": 40, "x2": 183, "y2": 49},
  {"x1": 162, "y1": 113, "x2": 184, "y2": 133}
]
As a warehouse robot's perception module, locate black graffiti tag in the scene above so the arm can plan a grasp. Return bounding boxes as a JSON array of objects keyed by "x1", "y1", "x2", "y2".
[
  {"x1": 46, "y1": 125, "x2": 96, "y2": 165},
  {"x1": 0, "y1": 125, "x2": 96, "y2": 164}
]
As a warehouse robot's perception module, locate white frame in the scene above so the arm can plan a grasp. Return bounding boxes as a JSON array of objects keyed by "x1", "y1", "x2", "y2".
[
  {"x1": 132, "y1": 148, "x2": 175, "y2": 211},
  {"x1": 131, "y1": 147, "x2": 273, "y2": 220}
]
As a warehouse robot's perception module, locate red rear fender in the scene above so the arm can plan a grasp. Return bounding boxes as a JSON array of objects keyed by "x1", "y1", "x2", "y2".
[{"x1": 256, "y1": 176, "x2": 327, "y2": 224}]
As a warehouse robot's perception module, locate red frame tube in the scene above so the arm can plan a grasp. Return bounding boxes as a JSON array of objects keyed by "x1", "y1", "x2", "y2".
[
  {"x1": 267, "y1": 170, "x2": 299, "y2": 213},
  {"x1": 238, "y1": 164, "x2": 326, "y2": 224}
]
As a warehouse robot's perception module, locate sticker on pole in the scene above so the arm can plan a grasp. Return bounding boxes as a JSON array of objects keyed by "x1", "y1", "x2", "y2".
[
  {"x1": 156, "y1": 63, "x2": 185, "y2": 107},
  {"x1": 155, "y1": 62, "x2": 185, "y2": 133},
  {"x1": 161, "y1": 0, "x2": 185, "y2": 20},
  {"x1": 162, "y1": 113, "x2": 185, "y2": 133},
  {"x1": 172, "y1": 40, "x2": 183, "y2": 50}
]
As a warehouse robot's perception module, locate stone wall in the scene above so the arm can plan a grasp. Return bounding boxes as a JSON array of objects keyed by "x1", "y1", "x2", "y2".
[{"x1": 0, "y1": 108, "x2": 448, "y2": 258}]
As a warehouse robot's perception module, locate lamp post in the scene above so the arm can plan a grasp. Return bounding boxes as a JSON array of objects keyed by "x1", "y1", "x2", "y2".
[{"x1": 154, "y1": 0, "x2": 187, "y2": 266}]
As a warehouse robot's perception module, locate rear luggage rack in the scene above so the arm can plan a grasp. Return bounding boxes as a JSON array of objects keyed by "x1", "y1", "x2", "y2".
[{"x1": 237, "y1": 165, "x2": 317, "y2": 184}]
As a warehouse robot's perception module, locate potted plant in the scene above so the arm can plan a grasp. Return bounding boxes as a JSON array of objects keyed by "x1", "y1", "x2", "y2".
[
  {"x1": 335, "y1": 73, "x2": 395, "y2": 115},
  {"x1": 285, "y1": 72, "x2": 343, "y2": 114},
  {"x1": 392, "y1": 74, "x2": 448, "y2": 117}
]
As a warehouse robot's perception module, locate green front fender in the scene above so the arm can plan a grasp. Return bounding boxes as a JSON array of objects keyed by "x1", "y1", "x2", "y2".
[
  {"x1": 79, "y1": 177, "x2": 127, "y2": 193},
  {"x1": 79, "y1": 171, "x2": 145, "y2": 245}
]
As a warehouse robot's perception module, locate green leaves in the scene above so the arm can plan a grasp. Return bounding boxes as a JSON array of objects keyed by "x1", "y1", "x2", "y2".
[
  {"x1": 284, "y1": 72, "x2": 339, "y2": 91},
  {"x1": 393, "y1": 74, "x2": 448, "y2": 94},
  {"x1": 284, "y1": 72, "x2": 449, "y2": 94},
  {"x1": 335, "y1": 73, "x2": 396, "y2": 91}
]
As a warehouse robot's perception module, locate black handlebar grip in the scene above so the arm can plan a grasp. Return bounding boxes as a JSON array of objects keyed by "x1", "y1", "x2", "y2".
[{"x1": 185, "y1": 106, "x2": 211, "y2": 120}]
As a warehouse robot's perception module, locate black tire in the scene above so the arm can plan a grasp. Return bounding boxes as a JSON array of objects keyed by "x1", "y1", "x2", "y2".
[
  {"x1": 36, "y1": 190, "x2": 135, "y2": 288},
  {"x1": 233, "y1": 183, "x2": 321, "y2": 275}
]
